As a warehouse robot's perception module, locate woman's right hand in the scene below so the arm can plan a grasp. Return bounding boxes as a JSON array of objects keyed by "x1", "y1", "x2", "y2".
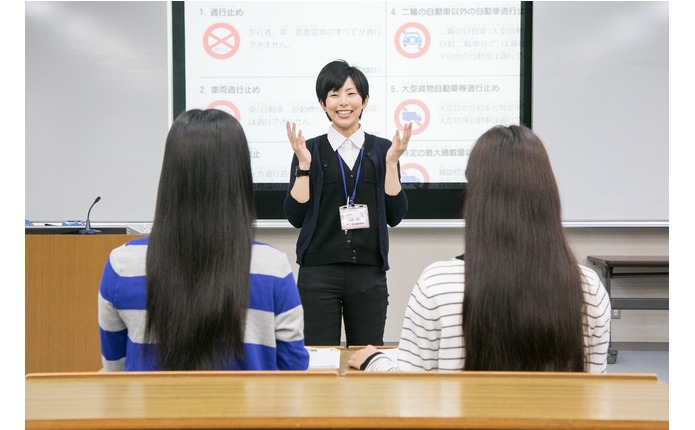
[
  {"x1": 347, "y1": 345, "x2": 379, "y2": 370},
  {"x1": 286, "y1": 121, "x2": 311, "y2": 169}
]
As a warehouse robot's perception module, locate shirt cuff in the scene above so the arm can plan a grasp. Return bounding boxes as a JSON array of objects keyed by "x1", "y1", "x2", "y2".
[{"x1": 360, "y1": 351, "x2": 383, "y2": 370}]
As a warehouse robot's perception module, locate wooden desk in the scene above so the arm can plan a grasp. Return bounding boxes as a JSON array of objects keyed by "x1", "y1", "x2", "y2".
[
  {"x1": 587, "y1": 255, "x2": 669, "y2": 363},
  {"x1": 25, "y1": 234, "x2": 143, "y2": 374},
  {"x1": 26, "y1": 371, "x2": 668, "y2": 429}
]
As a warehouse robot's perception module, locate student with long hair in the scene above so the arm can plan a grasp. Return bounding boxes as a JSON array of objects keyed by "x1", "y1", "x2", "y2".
[
  {"x1": 99, "y1": 109, "x2": 309, "y2": 371},
  {"x1": 348, "y1": 124, "x2": 611, "y2": 372}
]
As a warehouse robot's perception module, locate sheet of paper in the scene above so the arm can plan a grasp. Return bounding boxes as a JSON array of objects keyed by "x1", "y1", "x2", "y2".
[{"x1": 306, "y1": 347, "x2": 341, "y2": 370}]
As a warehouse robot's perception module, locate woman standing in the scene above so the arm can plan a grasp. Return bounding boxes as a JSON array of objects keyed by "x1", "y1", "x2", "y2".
[{"x1": 285, "y1": 60, "x2": 411, "y2": 346}]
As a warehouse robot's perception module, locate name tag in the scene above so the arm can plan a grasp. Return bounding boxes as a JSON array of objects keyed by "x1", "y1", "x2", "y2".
[{"x1": 339, "y1": 204, "x2": 370, "y2": 230}]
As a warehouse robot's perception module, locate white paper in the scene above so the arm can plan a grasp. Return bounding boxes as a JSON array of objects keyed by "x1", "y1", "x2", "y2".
[{"x1": 306, "y1": 347, "x2": 341, "y2": 370}]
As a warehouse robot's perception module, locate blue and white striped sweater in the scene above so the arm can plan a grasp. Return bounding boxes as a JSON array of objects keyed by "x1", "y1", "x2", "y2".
[{"x1": 98, "y1": 237, "x2": 309, "y2": 371}]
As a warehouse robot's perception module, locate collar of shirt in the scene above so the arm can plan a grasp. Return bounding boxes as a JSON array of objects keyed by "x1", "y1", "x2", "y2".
[{"x1": 327, "y1": 125, "x2": 365, "y2": 152}]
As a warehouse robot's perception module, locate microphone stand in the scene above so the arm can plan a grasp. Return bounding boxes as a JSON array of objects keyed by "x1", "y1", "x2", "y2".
[{"x1": 79, "y1": 196, "x2": 102, "y2": 234}]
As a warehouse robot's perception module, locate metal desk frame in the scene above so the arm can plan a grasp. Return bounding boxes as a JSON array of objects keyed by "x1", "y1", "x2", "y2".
[{"x1": 587, "y1": 255, "x2": 669, "y2": 364}]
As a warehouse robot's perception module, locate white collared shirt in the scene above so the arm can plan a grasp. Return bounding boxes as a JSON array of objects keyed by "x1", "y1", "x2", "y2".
[{"x1": 327, "y1": 125, "x2": 365, "y2": 169}]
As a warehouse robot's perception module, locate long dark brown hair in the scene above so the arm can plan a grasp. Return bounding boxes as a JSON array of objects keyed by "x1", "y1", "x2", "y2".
[
  {"x1": 145, "y1": 109, "x2": 256, "y2": 370},
  {"x1": 462, "y1": 125, "x2": 585, "y2": 371}
]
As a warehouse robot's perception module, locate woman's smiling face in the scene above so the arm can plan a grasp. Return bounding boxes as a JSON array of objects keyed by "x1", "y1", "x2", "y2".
[{"x1": 320, "y1": 76, "x2": 369, "y2": 137}]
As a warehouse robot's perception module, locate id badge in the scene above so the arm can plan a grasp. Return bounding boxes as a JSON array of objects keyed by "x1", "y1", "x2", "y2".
[{"x1": 339, "y1": 204, "x2": 370, "y2": 230}]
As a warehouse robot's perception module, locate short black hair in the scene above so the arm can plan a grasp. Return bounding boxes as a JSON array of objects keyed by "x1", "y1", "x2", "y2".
[{"x1": 315, "y1": 60, "x2": 369, "y2": 120}]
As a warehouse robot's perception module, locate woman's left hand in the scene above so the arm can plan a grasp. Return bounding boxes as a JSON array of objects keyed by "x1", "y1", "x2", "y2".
[{"x1": 386, "y1": 122, "x2": 413, "y2": 164}]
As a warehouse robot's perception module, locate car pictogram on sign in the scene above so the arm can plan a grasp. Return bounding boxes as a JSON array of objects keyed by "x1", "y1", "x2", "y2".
[{"x1": 403, "y1": 32, "x2": 423, "y2": 48}]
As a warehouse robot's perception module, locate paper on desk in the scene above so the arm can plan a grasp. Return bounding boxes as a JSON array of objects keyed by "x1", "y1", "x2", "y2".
[
  {"x1": 306, "y1": 347, "x2": 341, "y2": 369},
  {"x1": 126, "y1": 224, "x2": 152, "y2": 235}
]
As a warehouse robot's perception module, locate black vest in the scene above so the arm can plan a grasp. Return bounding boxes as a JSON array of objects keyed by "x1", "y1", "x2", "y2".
[{"x1": 302, "y1": 136, "x2": 382, "y2": 267}]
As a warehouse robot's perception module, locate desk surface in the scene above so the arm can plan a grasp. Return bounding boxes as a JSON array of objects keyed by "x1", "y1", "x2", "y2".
[
  {"x1": 26, "y1": 371, "x2": 668, "y2": 430},
  {"x1": 587, "y1": 255, "x2": 669, "y2": 267}
]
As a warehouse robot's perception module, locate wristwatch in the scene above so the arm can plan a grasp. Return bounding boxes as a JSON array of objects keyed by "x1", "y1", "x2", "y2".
[{"x1": 295, "y1": 166, "x2": 311, "y2": 177}]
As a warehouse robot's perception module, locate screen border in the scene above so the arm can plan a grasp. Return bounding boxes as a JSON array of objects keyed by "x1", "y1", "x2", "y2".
[{"x1": 171, "y1": 1, "x2": 533, "y2": 220}]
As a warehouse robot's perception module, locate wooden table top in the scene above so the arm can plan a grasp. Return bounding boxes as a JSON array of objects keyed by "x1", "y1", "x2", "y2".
[{"x1": 26, "y1": 370, "x2": 668, "y2": 429}]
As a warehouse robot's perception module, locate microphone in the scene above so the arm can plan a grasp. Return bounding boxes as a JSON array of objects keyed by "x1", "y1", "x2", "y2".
[{"x1": 79, "y1": 196, "x2": 102, "y2": 234}]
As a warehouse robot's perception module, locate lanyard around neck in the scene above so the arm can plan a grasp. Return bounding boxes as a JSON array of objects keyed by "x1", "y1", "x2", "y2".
[{"x1": 337, "y1": 147, "x2": 364, "y2": 206}]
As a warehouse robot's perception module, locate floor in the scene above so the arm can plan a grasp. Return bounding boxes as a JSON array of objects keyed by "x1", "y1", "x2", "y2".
[{"x1": 607, "y1": 342, "x2": 669, "y2": 383}]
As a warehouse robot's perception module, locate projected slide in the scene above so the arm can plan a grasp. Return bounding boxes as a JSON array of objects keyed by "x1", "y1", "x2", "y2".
[{"x1": 180, "y1": 2, "x2": 524, "y2": 185}]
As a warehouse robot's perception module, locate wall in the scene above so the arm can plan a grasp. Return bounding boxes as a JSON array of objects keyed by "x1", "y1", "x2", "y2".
[
  {"x1": 25, "y1": 1, "x2": 669, "y2": 225},
  {"x1": 24, "y1": 1, "x2": 670, "y2": 344},
  {"x1": 252, "y1": 1, "x2": 670, "y2": 343}
]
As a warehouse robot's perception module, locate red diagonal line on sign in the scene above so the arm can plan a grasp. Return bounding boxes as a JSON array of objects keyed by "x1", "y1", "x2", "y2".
[{"x1": 210, "y1": 32, "x2": 235, "y2": 50}]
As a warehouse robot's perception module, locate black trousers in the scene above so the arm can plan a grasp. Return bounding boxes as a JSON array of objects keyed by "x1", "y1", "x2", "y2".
[{"x1": 297, "y1": 263, "x2": 388, "y2": 347}]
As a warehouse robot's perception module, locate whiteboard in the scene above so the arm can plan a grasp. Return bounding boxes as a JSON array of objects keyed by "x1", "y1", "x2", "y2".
[
  {"x1": 532, "y1": 1, "x2": 668, "y2": 224},
  {"x1": 24, "y1": 1, "x2": 669, "y2": 225},
  {"x1": 25, "y1": 1, "x2": 169, "y2": 223}
]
